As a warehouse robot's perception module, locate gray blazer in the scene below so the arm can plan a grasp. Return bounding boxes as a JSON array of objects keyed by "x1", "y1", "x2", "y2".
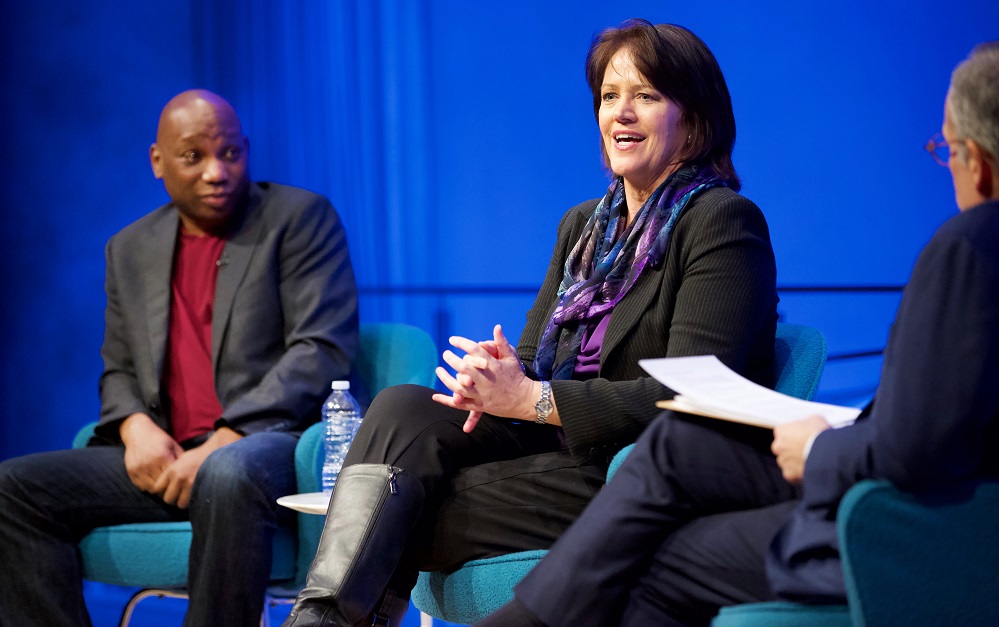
[{"x1": 95, "y1": 182, "x2": 359, "y2": 441}]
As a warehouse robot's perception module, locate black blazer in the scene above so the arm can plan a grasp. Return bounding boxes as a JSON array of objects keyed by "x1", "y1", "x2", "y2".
[
  {"x1": 518, "y1": 186, "x2": 778, "y2": 465},
  {"x1": 95, "y1": 182, "x2": 360, "y2": 441}
]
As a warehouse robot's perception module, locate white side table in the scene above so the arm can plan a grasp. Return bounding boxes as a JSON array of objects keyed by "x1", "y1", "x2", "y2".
[{"x1": 276, "y1": 491, "x2": 330, "y2": 515}]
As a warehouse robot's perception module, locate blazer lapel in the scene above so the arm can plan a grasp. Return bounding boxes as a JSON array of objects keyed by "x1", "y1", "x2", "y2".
[
  {"x1": 601, "y1": 268, "x2": 661, "y2": 369},
  {"x1": 143, "y1": 210, "x2": 180, "y2": 382},
  {"x1": 212, "y1": 191, "x2": 264, "y2": 371}
]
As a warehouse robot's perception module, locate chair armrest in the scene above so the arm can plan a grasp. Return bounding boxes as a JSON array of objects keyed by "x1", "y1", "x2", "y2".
[
  {"x1": 291, "y1": 422, "x2": 326, "y2": 587},
  {"x1": 606, "y1": 444, "x2": 635, "y2": 482},
  {"x1": 294, "y1": 422, "x2": 324, "y2": 495},
  {"x1": 838, "y1": 479, "x2": 999, "y2": 626},
  {"x1": 73, "y1": 421, "x2": 98, "y2": 449}
]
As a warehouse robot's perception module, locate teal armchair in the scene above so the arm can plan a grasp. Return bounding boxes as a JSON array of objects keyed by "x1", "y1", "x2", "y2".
[
  {"x1": 75, "y1": 322, "x2": 437, "y2": 626},
  {"x1": 412, "y1": 322, "x2": 828, "y2": 624},
  {"x1": 713, "y1": 479, "x2": 999, "y2": 626}
]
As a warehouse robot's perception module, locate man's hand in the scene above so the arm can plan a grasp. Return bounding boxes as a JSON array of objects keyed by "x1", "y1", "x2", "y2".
[
  {"x1": 771, "y1": 415, "x2": 831, "y2": 484},
  {"x1": 152, "y1": 427, "x2": 243, "y2": 509},
  {"x1": 120, "y1": 412, "x2": 183, "y2": 493}
]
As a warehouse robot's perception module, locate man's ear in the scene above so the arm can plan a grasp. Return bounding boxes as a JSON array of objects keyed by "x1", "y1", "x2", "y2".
[
  {"x1": 150, "y1": 143, "x2": 164, "y2": 179},
  {"x1": 968, "y1": 141, "x2": 995, "y2": 199}
]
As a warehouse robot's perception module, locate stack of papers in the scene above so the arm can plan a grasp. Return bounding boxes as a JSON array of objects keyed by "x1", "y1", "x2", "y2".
[{"x1": 639, "y1": 355, "x2": 861, "y2": 429}]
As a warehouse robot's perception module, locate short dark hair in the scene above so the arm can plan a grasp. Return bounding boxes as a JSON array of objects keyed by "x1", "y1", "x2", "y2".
[{"x1": 585, "y1": 19, "x2": 740, "y2": 190}]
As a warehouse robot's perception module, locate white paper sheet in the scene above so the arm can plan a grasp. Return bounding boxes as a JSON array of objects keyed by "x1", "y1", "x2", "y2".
[
  {"x1": 276, "y1": 491, "x2": 330, "y2": 515},
  {"x1": 639, "y1": 355, "x2": 861, "y2": 429}
]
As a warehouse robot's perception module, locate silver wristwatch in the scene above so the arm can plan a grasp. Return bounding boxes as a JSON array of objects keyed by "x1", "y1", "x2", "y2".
[{"x1": 534, "y1": 380, "x2": 553, "y2": 425}]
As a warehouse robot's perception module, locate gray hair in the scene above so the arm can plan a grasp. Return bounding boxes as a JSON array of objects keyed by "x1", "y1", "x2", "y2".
[{"x1": 947, "y1": 42, "x2": 999, "y2": 163}]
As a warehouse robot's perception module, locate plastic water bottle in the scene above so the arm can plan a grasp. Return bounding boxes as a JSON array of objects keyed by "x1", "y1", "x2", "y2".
[{"x1": 320, "y1": 380, "x2": 362, "y2": 492}]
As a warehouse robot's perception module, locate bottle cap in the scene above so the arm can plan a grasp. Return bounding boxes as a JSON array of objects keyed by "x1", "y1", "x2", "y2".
[{"x1": 331, "y1": 380, "x2": 350, "y2": 390}]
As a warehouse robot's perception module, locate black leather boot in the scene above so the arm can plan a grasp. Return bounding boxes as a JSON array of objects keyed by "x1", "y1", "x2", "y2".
[
  {"x1": 282, "y1": 464, "x2": 424, "y2": 627},
  {"x1": 369, "y1": 587, "x2": 411, "y2": 626}
]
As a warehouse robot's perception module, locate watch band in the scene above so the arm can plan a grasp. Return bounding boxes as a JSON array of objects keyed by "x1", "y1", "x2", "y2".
[{"x1": 534, "y1": 380, "x2": 553, "y2": 425}]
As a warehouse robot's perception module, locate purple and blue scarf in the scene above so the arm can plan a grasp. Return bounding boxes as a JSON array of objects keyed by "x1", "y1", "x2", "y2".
[{"x1": 532, "y1": 164, "x2": 723, "y2": 380}]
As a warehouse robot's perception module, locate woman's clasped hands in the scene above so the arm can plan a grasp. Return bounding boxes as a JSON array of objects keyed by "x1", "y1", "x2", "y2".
[{"x1": 432, "y1": 324, "x2": 542, "y2": 433}]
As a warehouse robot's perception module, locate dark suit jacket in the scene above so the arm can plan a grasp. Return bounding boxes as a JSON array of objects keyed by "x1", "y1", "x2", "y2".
[
  {"x1": 95, "y1": 182, "x2": 359, "y2": 442},
  {"x1": 518, "y1": 187, "x2": 779, "y2": 466},
  {"x1": 768, "y1": 200, "x2": 999, "y2": 602}
]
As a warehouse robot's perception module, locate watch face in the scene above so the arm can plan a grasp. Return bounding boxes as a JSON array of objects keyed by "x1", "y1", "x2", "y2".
[{"x1": 536, "y1": 399, "x2": 554, "y2": 415}]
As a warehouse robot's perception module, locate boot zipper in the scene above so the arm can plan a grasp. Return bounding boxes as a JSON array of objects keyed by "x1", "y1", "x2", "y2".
[{"x1": 388, "y1": 468, "x2": 399, "y2": 495}]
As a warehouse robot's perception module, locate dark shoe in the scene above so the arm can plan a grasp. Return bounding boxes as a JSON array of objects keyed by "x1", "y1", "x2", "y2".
[{"x1": 282, "y1": 464, "x2": 424, "y2": 627}]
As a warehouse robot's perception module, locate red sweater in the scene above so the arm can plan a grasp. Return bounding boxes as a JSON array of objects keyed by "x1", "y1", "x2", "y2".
[{"x1": 163, "y1": 228, "x2": 226, "y2": 444}]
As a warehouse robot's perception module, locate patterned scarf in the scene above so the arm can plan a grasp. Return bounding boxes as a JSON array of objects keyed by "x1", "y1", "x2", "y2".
[{"x1": 532, "y1": 164, "x2": 723, "y2": 380}]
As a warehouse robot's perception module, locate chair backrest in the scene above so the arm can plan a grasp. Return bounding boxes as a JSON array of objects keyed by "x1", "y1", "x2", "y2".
[
  {"x1": 773, "y1": 322, "x2": 827, "y2": 401},
  {"x1": 71, "y1": 322, "x2": 439, "y2": 451},
  {"x1": 607, "y1": 323, "x2": 827, "y2": 481},
  {"x1": 73, "y1": 422, "x2": 96, "y2": 449},
  {"x1": 356, "y1": 322, "x2": 439, "y2": 396},
  {"x1": 293, "y1": 322, "x2": 438, "y2": 586},
  {"x1": 295, "y1": 323, "x2": 438, "y2": 492},
  {"x1": 838, "y1": 479, "x2": 999, "y2": 627}
]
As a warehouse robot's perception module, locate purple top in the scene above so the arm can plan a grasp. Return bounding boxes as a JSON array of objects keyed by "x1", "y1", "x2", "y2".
[{"x1": 573, "y1": 312, "x2": 611, "y2": 379}]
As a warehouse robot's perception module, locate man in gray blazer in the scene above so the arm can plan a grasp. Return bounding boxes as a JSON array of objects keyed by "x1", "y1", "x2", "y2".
[{"x1": 0, "y1": 89, "x2": 359, "y2": 626}]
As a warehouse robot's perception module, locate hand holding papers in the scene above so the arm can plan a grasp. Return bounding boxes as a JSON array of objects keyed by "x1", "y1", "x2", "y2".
[{"x1": 639, "y1": 355, "x2": 860, "y2": 429}]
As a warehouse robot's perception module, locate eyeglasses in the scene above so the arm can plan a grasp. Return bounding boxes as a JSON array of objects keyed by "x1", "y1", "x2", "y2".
[
  {"x1": 925, "y1": 132, "x2": 963, "y2": 167},
  {"x1": 925, "y1": 133, "x2": 950, "y2": 166}
]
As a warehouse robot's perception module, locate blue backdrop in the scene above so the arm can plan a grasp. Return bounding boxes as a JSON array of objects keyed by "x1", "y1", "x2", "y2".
[
  {"x1": 2, "y1": 0, "x2": 996, "y2": 459},
  {"x1": 2, "y1": 1, "x2": 996, "y2": 624}
]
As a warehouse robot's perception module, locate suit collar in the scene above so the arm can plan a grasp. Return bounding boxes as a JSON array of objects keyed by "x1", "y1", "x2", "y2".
[
  {"x1": 601, "y1": 268, "x2": 659, "y2": 366},
  {"x1": 211, "y1": 184, "x2": 265, "y2": 369},
  {"x1": 142, "y1": 208, "x2": 180, "y2": 382}
]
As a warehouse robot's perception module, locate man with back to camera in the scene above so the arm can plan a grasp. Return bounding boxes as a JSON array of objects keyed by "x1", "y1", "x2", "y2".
[
  {"x1": 0, "y1": 89, "x2": 360, "y2": 626},
  {"x1": 477, "y1": 41, "x2": 999, "y2": 627}
]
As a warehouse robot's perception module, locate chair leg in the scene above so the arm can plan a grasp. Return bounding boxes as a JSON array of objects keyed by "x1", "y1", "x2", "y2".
[
  {"x1": 115, "y1": 587, "x2": 294, "y2": 627},
  {"x1": 118, "y1": 589, "x2": 189, "y2": 627},
  {"x1": 115, "y1": 588, "x2": 365, "y2": 627}
]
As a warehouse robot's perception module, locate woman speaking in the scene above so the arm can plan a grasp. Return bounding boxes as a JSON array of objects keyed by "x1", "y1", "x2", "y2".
[{"x1": 284, "y1": 19, "x2": 785, "y2": 627}]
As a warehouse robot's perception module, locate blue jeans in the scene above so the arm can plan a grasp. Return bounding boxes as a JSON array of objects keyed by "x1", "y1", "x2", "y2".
[{"x1": 0, "y1": 431, "x2": 299, "y2": 627}]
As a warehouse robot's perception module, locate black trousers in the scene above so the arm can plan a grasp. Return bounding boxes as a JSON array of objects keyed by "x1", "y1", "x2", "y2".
[
  {"x1": 341, "y1": 384, "x2": 606, "y2": 586},
  {"x1": 514, "y1": 411, "x2": 798, "y2": 627}
]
